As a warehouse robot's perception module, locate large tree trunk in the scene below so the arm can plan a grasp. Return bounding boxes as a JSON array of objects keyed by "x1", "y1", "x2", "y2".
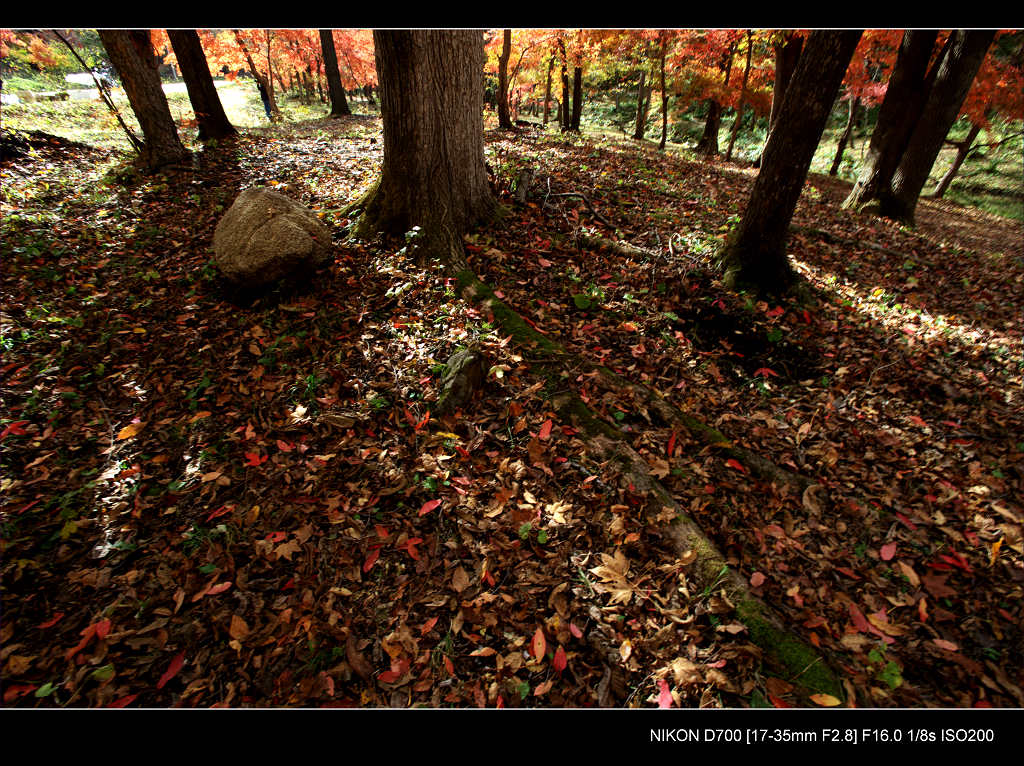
[
  {"x1": 570, "y1": 65, "x2": 583, "y2": 131},
  {"x1": 320, "y1": 29, "x2": 351, "y2": 117},
  {"x1": 842, "y1": 31, "x2": 941, "y2": 210},
  {"x1": 931, "y1": 119, "x2": 983, "y2": 198},
  {"x1": 167, "y1": 30, "x2": 236, "y2": 142},
  {"x1": 767, "y1": 32, "x2": 803, "y2": 137},
  {"x1": 882, "y1": 30, "x2": 995, "y2": 223},
  {"x1": 695, "y1": 99, "x2": 722, "y2": 156},
  {"x1": 354, "y1": 31, "x2": 498, "y2": 258},
  {"x1": 497, "y1": 29, "x2": 514, "y2": 130},
  {"x1": 98, "y1": 30, "x2": 189, "y2": 171},
  {"x1": 722, "y1": 31, "x2": 862, "y2": 294}
]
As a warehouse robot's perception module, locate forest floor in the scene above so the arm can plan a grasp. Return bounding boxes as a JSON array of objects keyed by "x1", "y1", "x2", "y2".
[{"x1": 1, "y1": 116, "x2": 1022, "y2": 709}]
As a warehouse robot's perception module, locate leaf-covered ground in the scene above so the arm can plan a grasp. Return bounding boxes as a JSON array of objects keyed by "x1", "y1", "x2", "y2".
[{"x1": 1, "y1": 118, "x2": 1022, "y2": 708}]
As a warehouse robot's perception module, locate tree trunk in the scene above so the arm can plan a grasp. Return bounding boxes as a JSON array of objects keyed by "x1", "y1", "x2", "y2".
[
  {"x1": 542, "y1": 54, "x2": 554, "y2": 126},
  {"x1": 659, "y1": 34, "x2": 667, "y2": 151},
  {"x1": 931, "y1": 119, "x2": 982, "y2": 198},
  {"x1": 695, "y1": 99, "x2": 722, "y2": 156},
  {"x1": 497, "y1": 29, "x2": 514, "y2": 130},
  {"x1": 98, "y1": 30, "x2": 190, "y2": 171},
  {"x1": 632, "y1": 69, "x2": 648, "y2": 140},
  {"x1": 842, "y1": 31, "x2": 941, "y2": 210},
  {"x1": 723, "y1": 31, "x2": 862, "y2": 294},
  {"x1": 829, "y1": 95, "x2": 859, "y2": 176},
  {"x1": 559, "y1": 43, "x2": 570, "y2": 132},
  {"x1": 233, "y1": 30, "x2": 280, "y2": 119},
  {"x1": 354, "y1": 31, "x2": 498, "y2": 258},
  {"x1": 883, "y1": 30, "x2": 995, "y2": 223},
  {"x1": 570, "y1": 66, "x2": 583, "y2": 132},
  {"x1": 320, "y1": 29, "x2": 351, "y2": 117},
  {"x1": 725, "y1": 31, "x2": 753, "y2": 162},
  {"x1": 167, "y1": 30, "x2": 236, "y2": 142},
  {"x1": 768, "y1": 32, "x2": 803, "y2": 137}
]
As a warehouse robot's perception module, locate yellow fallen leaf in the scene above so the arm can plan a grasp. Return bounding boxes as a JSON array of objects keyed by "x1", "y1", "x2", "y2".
[
  {"x1": 117, "y1": 422, "x2": 145, "y2": 440},
  {"x1": 810, "y1": 693, "x2": 842, "y2": 707}
]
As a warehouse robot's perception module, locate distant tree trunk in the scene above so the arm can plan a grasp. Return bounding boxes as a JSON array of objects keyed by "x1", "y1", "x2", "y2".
[
  {"x1": 497, "y1": 29, "x2": 514, "y2": 130},
  {"x1": 696, "y1": 99, "x2": 722, "y2": 156},
  {"x1": 931, "y1": 119, "x2": 982, "y2": 198},
  {"x1": 842, "y1": 31, "x2": 941, "y2": 210},
  {"x1": 559, "y1": 42, "x2": 570, "y2": 132},
  {"x1": 723, "y1": 31, "x2": 862, "y2": 294},
  {"x1": 98, "y1": 30, "x2": 190, "y2": 171},
  {"x1": 829, "y1": 96, "x2": 859, "y2": 176},
  {"x1": 632, "y1": 69, "x2": 649, "y2": 140},
  {"x1": 658, "y1": 35, "x2": 669, "y2": 151},
  {"x1": 542, "y1": 54, "x2": 554, "y2": 125},
  {"x1": 570, "y1": 65, "x2": 583, "y2": 131},
  {"x1": 320, "y1": 29, "x2": 351, "y2": 117},
  {"x1": 166, "y1": 30, "x2": 236, "y2": 142},
  {"x1": 233, "y1": 29, "x2": 280, "y2": 119},
  {"x1": 882, "y1": 30, "x2": 995, "y2": 223},
  {"x1": 725, "y1": 30, "x2": 753, "y2": 162},
  {"x1": 354, "y1": 31, "x2": 498, "y2": 258}
]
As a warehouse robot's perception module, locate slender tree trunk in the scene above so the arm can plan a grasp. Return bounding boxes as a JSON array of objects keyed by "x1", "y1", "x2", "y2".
[
  {"x1": 632, "y1": 69, "x2": 648, "y2": 140},
  {"x1": 497, "y1": 29, "x2": 514, "y2": 130},
  {"x1": 320, "y1": 29, "x2": 351, "y2": 117},
  {"x1": 883, "y1": 30, "x2": 995, "y2": 223},
  {"x1": 725, "y1": 31, "x2": 753, "y2": 162},
  {"x1": 559, "y1": 44, "x2": 570, "y2": 132},
  {"x1": 542, "y1": 54, "x2": 554, "y2": 125},
  {"x1": 723, "y1": 31, "x2": 862, "y2": 294},
  {"x1": 842, "y1": 31, "x2": 941, "y2": 210},
  {"x1": 931, "y1": 119, "x2": 982, "y2": 198},
  {"x1": 233, "y1": 30, "x2": 280, "y2": 118},
  {"x1": 659, "y1": 35, "x2": 669, "y2": 151},
  {"x1": 167, "y1": 30, "x2": 236, "y2": 141},
  {"x1": 829, "y1": 95, "x2": 859, "y2": 176},
  {"x1": 98, "y1": 30, "x2": 189, "y2": 171},
  {"x1": 354, "y1": 31, "x2": 498, "y2": 258},
  {"x1": 696, "y1": 99, "x2": 722, "y2": 156}
]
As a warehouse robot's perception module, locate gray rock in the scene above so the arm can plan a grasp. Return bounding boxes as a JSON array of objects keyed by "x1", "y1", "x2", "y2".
[
  {"x1": 213, "y1": 187, "x2": 333, "y2": 288},
  {"x1": 436, "y1": 345, "x2": 487, "y2": 414}
]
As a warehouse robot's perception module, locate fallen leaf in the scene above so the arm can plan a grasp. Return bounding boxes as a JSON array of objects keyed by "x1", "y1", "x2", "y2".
[{"x1": 156, "y1": 652, "x2": 185, "y2": 689}]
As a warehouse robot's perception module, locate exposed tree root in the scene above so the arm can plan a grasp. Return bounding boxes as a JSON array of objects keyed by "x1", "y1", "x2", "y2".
[{"x1": 443, "y1": 255, "x2": 848, "y2": 705}]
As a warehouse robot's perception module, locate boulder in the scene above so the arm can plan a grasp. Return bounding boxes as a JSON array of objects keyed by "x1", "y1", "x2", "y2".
[{"x1": 213, "y1": 187, "x2": 333, "y2": 288}]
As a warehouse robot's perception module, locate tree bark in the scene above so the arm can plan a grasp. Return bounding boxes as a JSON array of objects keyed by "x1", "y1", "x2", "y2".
[
  {"x1": 632, "y1": 69, "x2": 649, "y2": 140},
  {"x1": 658, "y1": 35, "x2": 669, "y2": 151},
  {"x1": 98, "y1": 30, "x2": 190, "y2": 171},
  {"x1": 497, "y1": 29, "x2": 514, "y2": 130},
  {"x1": 542, "y1": 54, "x2": 554, "y2": 126},
  {"x1": 320, "y1": 29, "x2": 351, "y2": 117},
  {"x1": 233, "y1": 30, "x2": 281, "y2": 119},
  {"x1": 695, "y1": 99, "x2": 722, "y2": 156},
  {"x1": 725, "y1": 31, "x2": 753, "y2": 162},
  {"x1": 829, "y1": 95, "x2": 859, "y2": 176},
  {"x1": 842, "y1": 31, "x2": 941, "y2": 210},
  {"x1": 167, "y1": 30, "x2": 236, "y2": 142},
  {"x1": 768, "y1": 32, "x2": 803, "y2": 137},
  {"x1": 722, "y1": 31, "x2": 862, "y2": 294},
  {"x1": 882, "y1": 30, "x2": 995, "y2": 223},
  {"x1": 354, "y1": 30, "x2": 498, "y2": 258},
  {"x1": 570, "y1": 65, "x2": 583, "y2": 131},
  {"x1": 931, "y1": 119, "x2": 982, "y2": 198}
]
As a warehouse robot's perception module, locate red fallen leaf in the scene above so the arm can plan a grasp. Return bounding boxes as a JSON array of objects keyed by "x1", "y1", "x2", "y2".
[
  {"x1": 553, "y1": 646, "x2": 567, "y2": 674},
  {"x1": 374, "y1": 524, "x2": 390, "y2": 539},
  {"x1": 895, "y1": 512, "x2": 918, "y2": 531},
  {"x1": 38, "y1": 612, "x2": 65, "y2": 629},
  {"x1": 206, "y1": 581, "x2": 232, "y2": 597},
  {"x1": 156, "y1": 652, "x2": 185, "y2": 689},
  {"x1": 667, "y1": 430, "x2": 677, "y2": 458},
  {"x1": 414, "y1": 412, "x2": 430, "y2": 432},
  {"x1": 419, "y1": 499, "x2": 442, "y2": 516},
  {"x1": 569, "y1": 623, "x2": 583, "y2": 639},
  {"x1": 880, "y1": 542, "x2": 898, "y2": 561},
  {"x1": 766, "y1": 306, "x2": 785, "y2": 318},
  {"x1": 243, "y1": 452, "x2": 267, "y2": 467},
  {"x1": 363, "y1": 547, "x2": 381, "y2": 573},
  {"x1": 3, "y1": 684, "x2": 38, "y2": 703},
  {"x1": 16, "y1": 499, "x2": 40, "y2": 515},
  {"x1": 658, "y1": 679, "x2": 673, "y2": 708},
  {"x1": 106, "y1": 693, "x2": 139, "y2": 708},
  {"x1": 276, "y1": 439, "x2": 294, "y2": 452},
  {"x1": 750, "y1": 572, "x2": 766, "y2": 587},
  {"x1": 443, "y1": 656, "x2": 455, "y2": 675},
  {"x1": 769, "y1": 694, "x2": 792, "y2": 708},
  {"x1": 725, "y1": 458, "x2": 747, "y2": 473},
  {"x1": 206, "y1": 505, "x2": 233, "y2": 522},
  {"x1": 378, "y1": 658, "x2": 410, "y2": 684},
  {"x1": 0, "y1": 420, "x2": 30, "y2": 441},
  {"x1": 95, "y1": 619, "x2": 112, "y2": 640},
  {"x1": 753, "y1": 367, "x2": 779, "y2": 378},
  {"x1": 537, "y1": 419, "x2": 553, "y2": 440},
  {"x1": 66, "y1": 623, "x2": 98, "y2": 659},
  {"x1": 848, "y1": 603, "x2": 872, "y2": 633},
  {"x1": 538, "y1": 257, "x2": 553, "y2": 267},
  {"x1": 397, "y1": 537, "x2": 423, "y2": 560},
  {"x1": 403, "y1": 407, "x2": 417, "y2": 427},
  {"x1": 531, "y1": 628, "x2": 547, "y2": 660},
  {"x1": 420, "y1": 617, "x2": 439, "y2": 635},
  {"x1": 834, "y1": 566, "x2": 861, "y2": 579},
  {"x1": 455, "y1": 445, "x2": 472, "y2": 460},
  {"x1": 939, "y1": 552, "x2": 973, "y2": 573},
  {"x1": 907, "y1": 415, "x2": 928, "y2": 428},
  {"x1": 265, "y1": 531, "x2": 287, "y2": 543},
  {"x1": 496, "y1": 696, "x2": 505, "y2": 709}
]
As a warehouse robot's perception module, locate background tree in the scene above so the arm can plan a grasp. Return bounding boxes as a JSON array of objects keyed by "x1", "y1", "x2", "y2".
[
  {"x1": 98, "y1": 30, "x2": 189, "y2": 171},
  {"x1": 722, "y1": 30, "x2": 862, "y2": 293},
  {"x1": 353, "y1": 30, "x2": 498, "y2": 263},
  {"x1": 497, "y1": 29, "x2": 514, "y2": 130},
  {"x1": 320, "y1": 30, "x2": 351, "y2": 117},
  {"x1": 166, "y1": 30, "x2": 236, "y2": 141}
]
